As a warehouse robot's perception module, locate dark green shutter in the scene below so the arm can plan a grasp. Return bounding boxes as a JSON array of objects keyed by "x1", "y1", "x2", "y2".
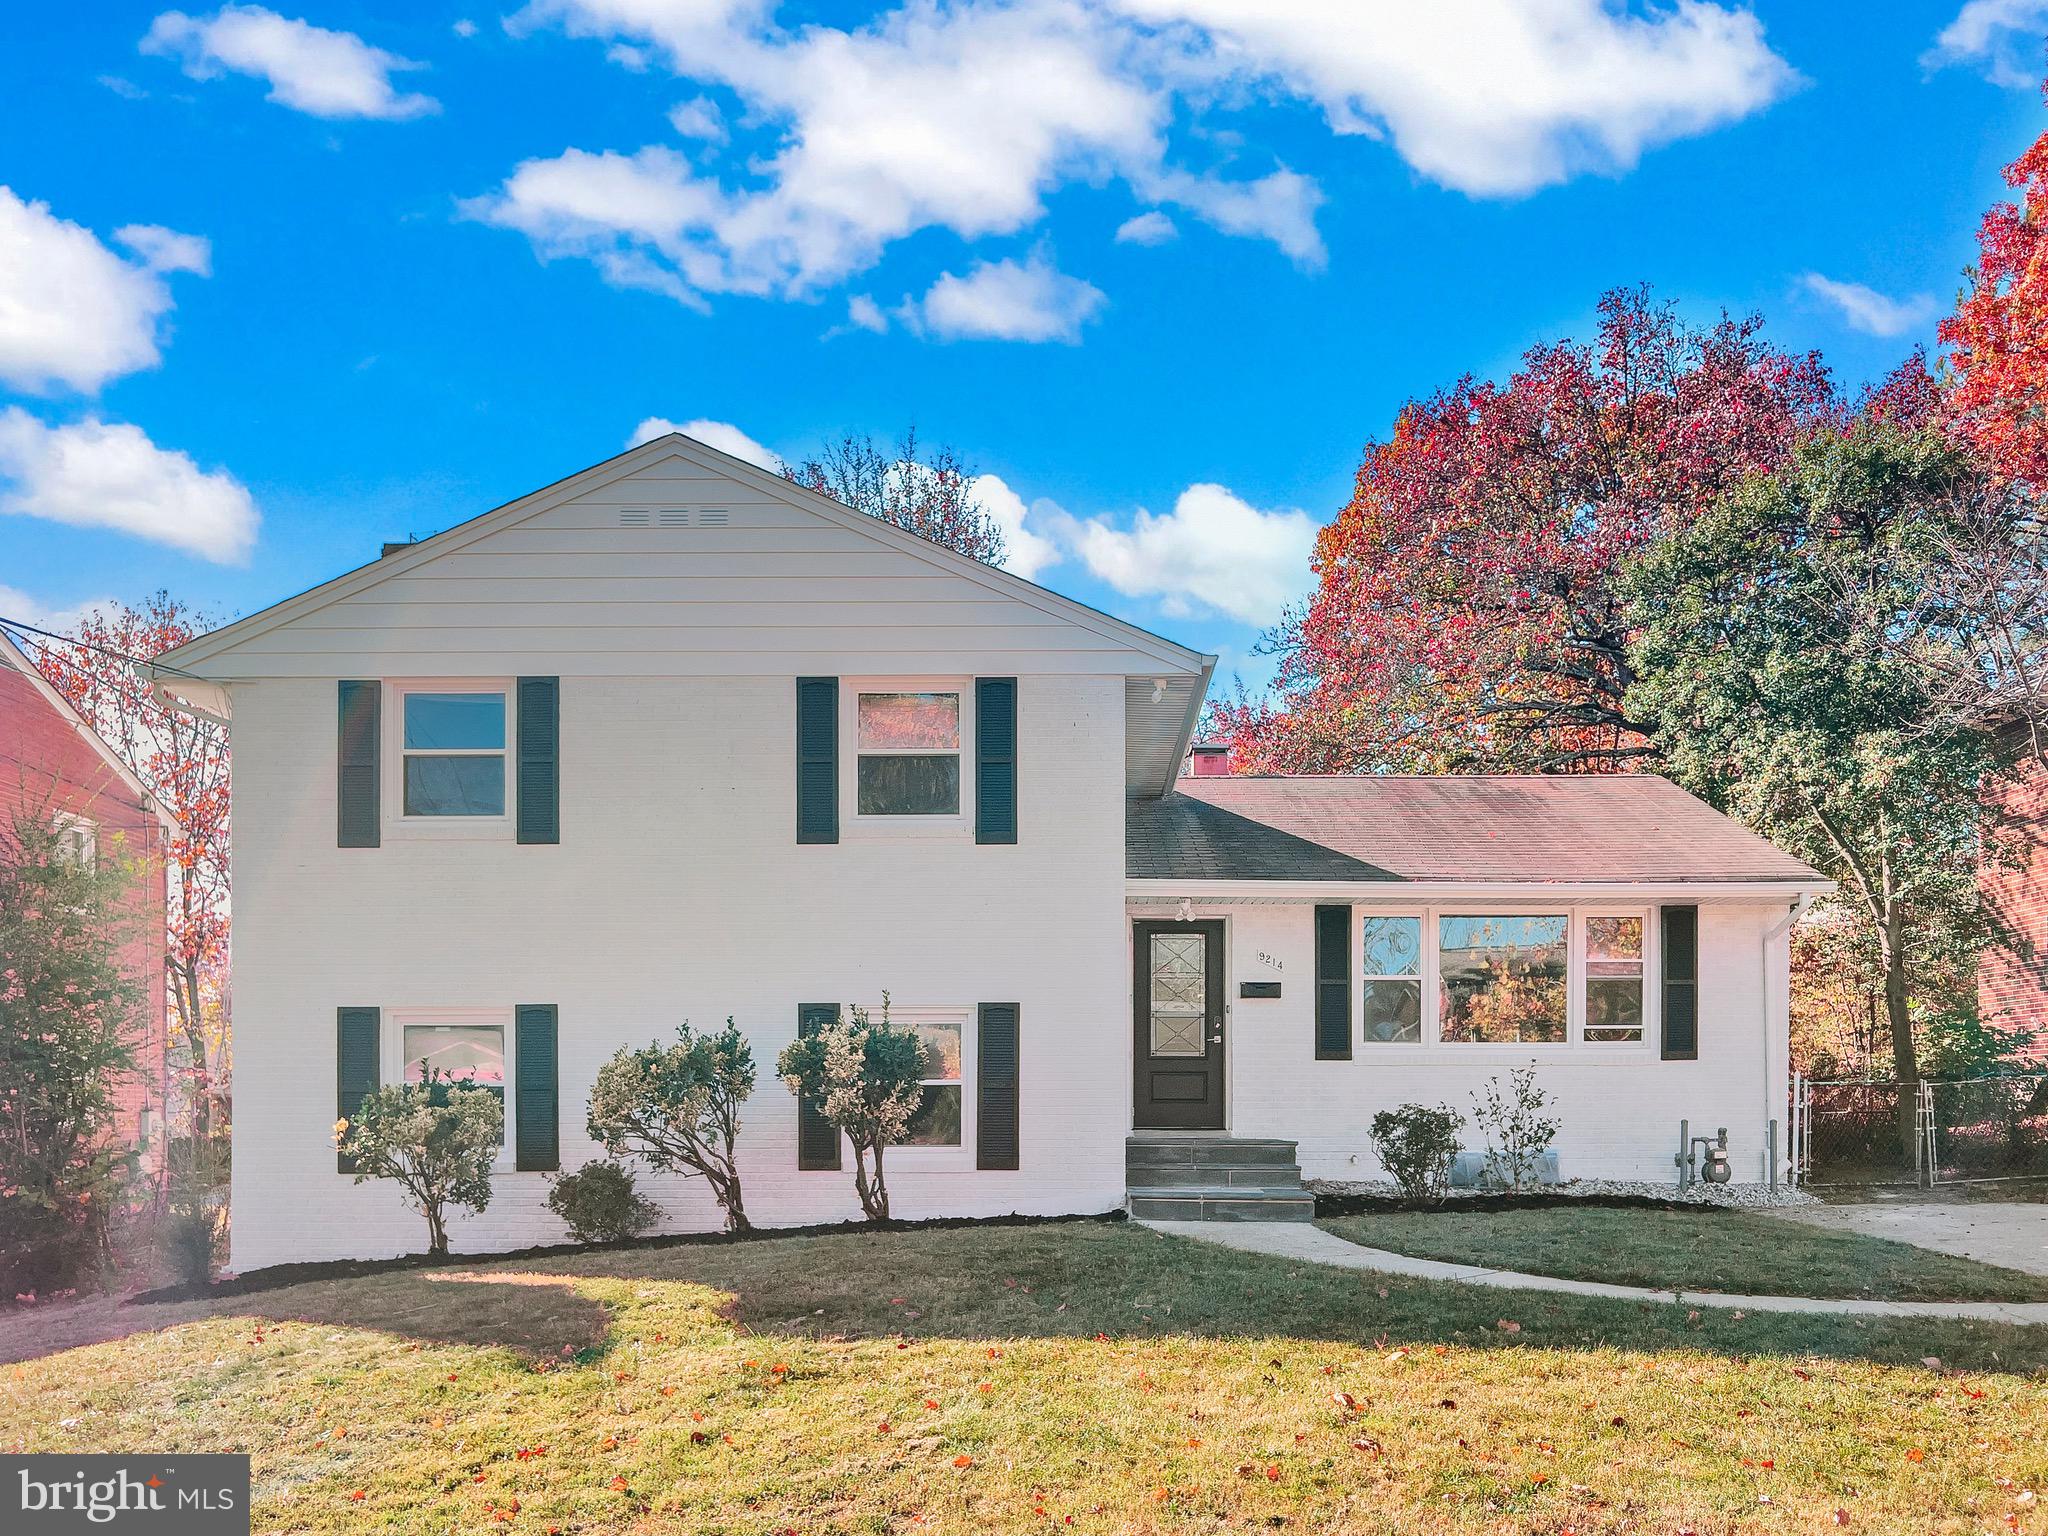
[
  {"x1": 796, "y1": 678, "x2": 838, "y2": 844},
  {"x1": 515, "y1": 1004, "x2": 559, "y2": 1171},
  {"x1": 1661, "y1": 905, "x2": 1699, "y2": 1060},
  {"x1": 337, "y1": 1007, "x2": 380, "y2": 1173},
  {"x1": 516, "y1": 677, "x2": 560, "y2": 844},
  {"x1": 1314, "y1": 904, "x2": 1352, "y2": 1060},
  {"x1": 796, "y1": 1003, "x2": 842, "y2": 1168},
  {"x1": 975, "y1": 678, "x2": 1017, "y2": 844},
  {"x1": 337, "y1": 681, "x2": 380, "y2": 847},
  {"x1": 977, "y1": 1003, "x2": 1020, "y2": 1170}
]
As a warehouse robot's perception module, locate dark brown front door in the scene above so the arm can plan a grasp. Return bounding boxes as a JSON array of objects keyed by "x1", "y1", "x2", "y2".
[{"x1": 1133, "y1": 920, "x2": 1225, "y2": 1129}]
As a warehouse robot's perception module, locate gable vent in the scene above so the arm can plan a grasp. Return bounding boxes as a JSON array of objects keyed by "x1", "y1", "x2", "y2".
[
  {"x1": 619, "y1": 510, "x2": 653, "y2": 527},
  {"x1": 698, "y1": 509, "x2": 730, "y2": 526},
  {"x1": 656, "y1": 509, "x2": 690, "y2": 526}
]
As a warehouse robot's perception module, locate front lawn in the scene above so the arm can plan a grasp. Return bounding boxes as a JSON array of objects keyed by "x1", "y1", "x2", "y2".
[
  {"x1": 5, "y1": 1220, "x2": 2047, "y2": 1534},
  {"x1": 1318, "y1": 1205, "x2": 2048, "y2": 1302}
]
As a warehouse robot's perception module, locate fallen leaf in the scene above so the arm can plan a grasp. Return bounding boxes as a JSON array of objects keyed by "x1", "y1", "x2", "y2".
[
  {"x1": 1495, "y1": 1320, "x2": 1520, "y2": 1334},
  {"x1": 610, "y1": 1475, "x2": 630, "y2": 1492},
  {"x1": 1906, "y1": 1449, "x2": 1925, "y2": 1464},
  {"x1": 953, "y1": 1455, "x2": 974, "y2": 1469},
  {"x1": 1264, "y1": 1464, "x2": 1280, "y2": 1482}
]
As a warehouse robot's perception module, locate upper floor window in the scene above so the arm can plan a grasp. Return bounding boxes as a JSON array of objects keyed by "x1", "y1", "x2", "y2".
[
  {"x1": 856, "y1": 690, "x2": 960, "y2": 816},
  {"x1": 51, "y1": 812, "x2": 97, "y2": 870},
  {"x1": 403, "y1": 691, "x2": 506, "y2": 817}
]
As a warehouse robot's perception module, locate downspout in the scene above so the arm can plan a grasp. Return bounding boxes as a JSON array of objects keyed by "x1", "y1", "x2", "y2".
[{"x1": 1762, "y1": 892, "x2": 1816, "y2": 1181}]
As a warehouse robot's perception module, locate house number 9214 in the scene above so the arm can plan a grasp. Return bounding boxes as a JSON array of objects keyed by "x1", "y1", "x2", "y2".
[{"x1": 1255, "y1": 951, "x2": 1283, "y2": 972}]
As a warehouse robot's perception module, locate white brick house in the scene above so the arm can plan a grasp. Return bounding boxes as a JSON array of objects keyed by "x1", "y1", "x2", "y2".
[{"x1": 158, "y1": 433, "x2": 1829, "y2": 1271}]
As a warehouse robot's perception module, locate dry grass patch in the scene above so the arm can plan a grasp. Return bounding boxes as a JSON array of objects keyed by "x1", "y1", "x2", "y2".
[{"x1": 4, "y1": 1221, "x2": 2046, "y2": 1533}]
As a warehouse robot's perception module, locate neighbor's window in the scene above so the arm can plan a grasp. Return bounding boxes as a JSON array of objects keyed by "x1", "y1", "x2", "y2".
[
  {"x1": 403, "y1": 1023, "x2": 506, "y2": 1142},
  {"x1": 51, "y1": 812, "x2": 97, "y2": 870},
  {"x1": 856, "y1": 691, "x2": 960, "y2": 816},
  {"x1": 1585, "y1": 916, "x2": 1646, "y2": 1043},
  {"x1": 1359, "y1": 916, "x2": 1422, "y2": 1043},
  {"x1": 1438, "y1": 915, "x2": 1568, "y2": 1044},
  {"x1": 896, "y1": 1013, "x2": 964, "y2": 1147},
  {"x1": 403, "y1": 691, "x2": 506, "y2": 816}
]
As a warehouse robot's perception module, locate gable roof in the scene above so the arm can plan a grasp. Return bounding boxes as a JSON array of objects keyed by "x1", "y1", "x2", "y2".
[
  {"x1": 159, "y1": 432, "x2": 1211, "y2": 680},
  {"x1": 0, "y1": 630, "x2": 171, "y2": 830},
  {"x1": 1127, "y1": 775, "x2": 1824, "y2": 886}
]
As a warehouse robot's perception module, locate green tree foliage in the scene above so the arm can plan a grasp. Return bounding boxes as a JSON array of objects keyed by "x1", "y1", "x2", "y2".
[
  {"x1": 586, "y1": 1019, "x2": 756, "y2": 1233},
  {"x1": 0, "y1": 808, "x2": 147, "y2": 1293},
  {"x1": 1622, "y1": 421, "x2": 2022, "y2": 1106},
  {"x1": 335, "y1": 1068, "x2": 502, "y2": 1256},
  {"x1": 777, "y1": 995, "x2": 928, "y2": 1222},
  {"x1": 1367, "y1": 1103, "x2": 1464, "y2": 1202}
]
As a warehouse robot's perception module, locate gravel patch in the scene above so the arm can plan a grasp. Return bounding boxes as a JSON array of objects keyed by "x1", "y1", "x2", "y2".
[{"x1": 1308, "y1": 1178, "x2": 1819, "y2": 1210}]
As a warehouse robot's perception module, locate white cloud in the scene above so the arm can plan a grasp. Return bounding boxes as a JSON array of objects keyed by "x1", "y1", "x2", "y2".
[
  {"x1": 845, "y1": 294, "x2": 888, "y2": 332},
  {"x1": 1143, "y1": 165, "x2": 1324, "y2": 266},
  {"x1": 912, "y1": 253, "x2": 1106, "y2": 343},
  {"x1": 1115, "y1": 0, "x2": 1797, "y2": 197},
  {"x1": 487, "y1": 0, "x2": 1321, "y2": 301},
  {"x1": 1114, "y1": 209, "x2": 1177, "y2": 245},
  {"x1": 628, "y1": 415, "x2": 781, "y2": 470},
  {"x1": 0, "y1": 410, "x2": 259, "y2": 563},
  {"x1": 667, "y1": 95, "x2": 726, "y2": 141},
  {"x1": 1064, "y1": 482, "x2": 1315, "y2": 623},
  {"x1": 142, "y1": 5, "x2": 440, "y2": 120},
  {"x1": 115, "y1": 223, "x2": 213, "y2": 275},
  {"x1": 0, "y1": 187, "x2": 206, "y2": 394},
  {"x1": 971, "y1": 473, "x2": 1062, "y2": 580},
  {"x1": 0, "y1": 584, "x2": 119, "y2": 637},
  {"x1": 1800, "y1": 273, "x2": 1938, "y2": 338},
  {"x1": 453, "y1": 18, "x2": 479, "y2": 39},
  {"x1": 1924, "y1": 0, "x2": 2048, "y2": 87}
]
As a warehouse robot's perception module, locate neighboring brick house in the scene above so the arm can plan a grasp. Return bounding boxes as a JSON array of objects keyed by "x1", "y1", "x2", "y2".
[
  {"x1": 1981, "y1": 733, "x2": 2048, "y2": 1062},
  {"x1": 0, "y1": 631, "x2": 171, "y2": 1172}
]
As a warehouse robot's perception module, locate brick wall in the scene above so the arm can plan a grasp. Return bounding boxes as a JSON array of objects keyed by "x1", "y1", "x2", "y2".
[
  {"x1": 1980, "y1": 751, "x2": 2048, "y2": 1062},
  {"x1": 0, "y1": 663, "x2": 169, "y2": 1167}
]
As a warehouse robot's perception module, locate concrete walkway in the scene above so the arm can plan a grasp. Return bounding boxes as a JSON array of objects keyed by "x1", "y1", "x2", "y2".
[
  {"x1": 1772, "y1": 1200, "x2": 2048, "y2": 1277},
  {"x1": 1138, "y1": 1218, "x2": 2048, "y2": 1325}
]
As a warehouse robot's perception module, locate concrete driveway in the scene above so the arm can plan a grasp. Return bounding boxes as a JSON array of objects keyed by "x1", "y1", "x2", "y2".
[{"x1": 1775, "y1": 1200, "x2": 2048, "y2": 1276}]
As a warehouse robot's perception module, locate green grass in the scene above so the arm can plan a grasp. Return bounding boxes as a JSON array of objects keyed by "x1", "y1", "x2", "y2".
[
  {"x1": 5, "y1": 1219, "x2": 2048, "y2": 1534},
  {"x1": 1317, "y1": 1205, "x2": 2048, "y2": 1301}
]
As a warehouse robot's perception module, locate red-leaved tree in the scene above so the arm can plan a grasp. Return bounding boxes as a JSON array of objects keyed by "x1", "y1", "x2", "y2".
[
  {"x1": 1214, "y1": 287, "x2": 1839, "y2": 773},
  {"x1": 31, "y1": 593, "x2": 230, "y2": 1145},
  {"x1": 1941, "y1": 91, "x2": 2048, "y2": 490}
]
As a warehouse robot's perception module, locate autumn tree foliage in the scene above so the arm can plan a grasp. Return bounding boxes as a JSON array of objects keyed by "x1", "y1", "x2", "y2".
[
  {"x1": 1215, "y1": 288, "x2": 1837, "y2": 773},
  {"x1": 785, "y1": 426, "x2": 1007, "y2": 565},
  {"x1": 29, "y1": 593, "x2": 230, "y2": 1145},
  {"x1": 1941, "y1": 93, "x2": 2048, "y2": 490}
]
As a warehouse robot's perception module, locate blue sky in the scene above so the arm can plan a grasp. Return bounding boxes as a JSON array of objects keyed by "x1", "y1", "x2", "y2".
[{"x1": 1, "y1": 1, "x2": 2044, "y2": 691}]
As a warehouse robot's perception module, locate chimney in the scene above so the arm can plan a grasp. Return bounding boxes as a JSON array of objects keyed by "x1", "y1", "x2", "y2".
[
  {"x1": 380, "y1": 540, "x2": 417, "y2": 559},
  {"x1": 1187, "y1": 742, "x2": 1230, "y2": 777}
]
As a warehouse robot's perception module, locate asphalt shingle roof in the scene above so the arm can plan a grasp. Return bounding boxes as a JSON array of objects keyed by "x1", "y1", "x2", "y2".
[{"x1": 1126, "y1": 775, "x2": 1822, "y2": 884}]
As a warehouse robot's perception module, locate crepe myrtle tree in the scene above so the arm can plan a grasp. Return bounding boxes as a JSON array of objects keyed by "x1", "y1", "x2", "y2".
[
  {"x1": 777, "y1": 994, "x2": 929, "y2": 1223},
  {"x1": 335, "y1": 1067, "x2": 503, "y2": 1257},
  {"x1": 586, "y1": 1018, "x2": 757, "y2": 1233}
]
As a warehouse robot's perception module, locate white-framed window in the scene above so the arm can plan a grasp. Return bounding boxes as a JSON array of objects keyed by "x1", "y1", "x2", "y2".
[
  {"x1": 1349, "y1": 906, "x2": 1655, "y2": 1053},
  {"x1": 844, "y1": 679, "x2": 973, "y2": 826},
  {"x1": 1359, "y1": 915, "x2": 1423, "y2": 1044},
  {"x1": 1438, "y1": 914, "x2": 1569, "y2": 1045},
  {"x1": 390, "y1": 1008, "x2": 512, "y2": 1155},
  {"x1": 398, "y1": 685, "x2": 508, "y2": 819},
  {"x1": 1584, "y1": 915, "x2": 1647, "y2": 1043},
  {"x1": 876, "y1": 1004, "x2": 973, "y2": 1155},
  {"x1": 51, "y1": 811, "x2": 97, "y2": 870}
]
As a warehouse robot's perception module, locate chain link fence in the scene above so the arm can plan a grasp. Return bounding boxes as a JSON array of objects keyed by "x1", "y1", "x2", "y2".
[{"x1": 1792, "y1": 1073, "x2": 2048, "y2": 1187}]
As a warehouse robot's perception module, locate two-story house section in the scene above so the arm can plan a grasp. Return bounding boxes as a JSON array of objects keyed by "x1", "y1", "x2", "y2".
[{"x1": 157, "y1": 432, "x2": 1830, "y2": 1270}]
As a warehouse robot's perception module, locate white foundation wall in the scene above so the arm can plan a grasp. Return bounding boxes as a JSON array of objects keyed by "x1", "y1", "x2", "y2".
[
  {"x1": 229, "y1": 672, "x2": 1131, "y2": 1271},
  {"x1": 1175, "y1": 900, "x2": 1791, "y2": 1189}
]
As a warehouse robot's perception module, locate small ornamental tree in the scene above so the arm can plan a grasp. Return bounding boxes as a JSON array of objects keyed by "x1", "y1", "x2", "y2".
[
  {"x1": 1469, "y1": 1066, "x2": 1559, "y2": 1192},
  {"x1": 776, "y1": 995, "x2": 928, "y2": 1222},
  {"x1": 587, "y1": 1018, "x2": 757, "y2": 1233},
  {"x1": 0, "y1": 807, "x2": 146, "y2": 1293},
  {"x1": 335, "y1": 1068, "x2": 502, "y2": 1256}
]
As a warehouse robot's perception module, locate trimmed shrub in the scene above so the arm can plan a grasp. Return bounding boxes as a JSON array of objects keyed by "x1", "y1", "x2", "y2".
[
  {"x1": 547, "y1": 1160, "x2": 659, "y2": 1244},
  {"x1": 1367, "y1": 1103, "x2": 1464, "y2": 1201}
]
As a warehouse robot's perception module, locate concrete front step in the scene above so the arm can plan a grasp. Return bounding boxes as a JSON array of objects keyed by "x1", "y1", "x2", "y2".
[
  {"x1": 1126, "y1": 1162, "x2": 1302, "y2": 1189},
  {"x1": 1126, "y1": 1136, "x2": 1299, "y2": 1169},
  {"x1": 1127, "y1": 1188, "x2": 1318, "y2": 1223}
]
